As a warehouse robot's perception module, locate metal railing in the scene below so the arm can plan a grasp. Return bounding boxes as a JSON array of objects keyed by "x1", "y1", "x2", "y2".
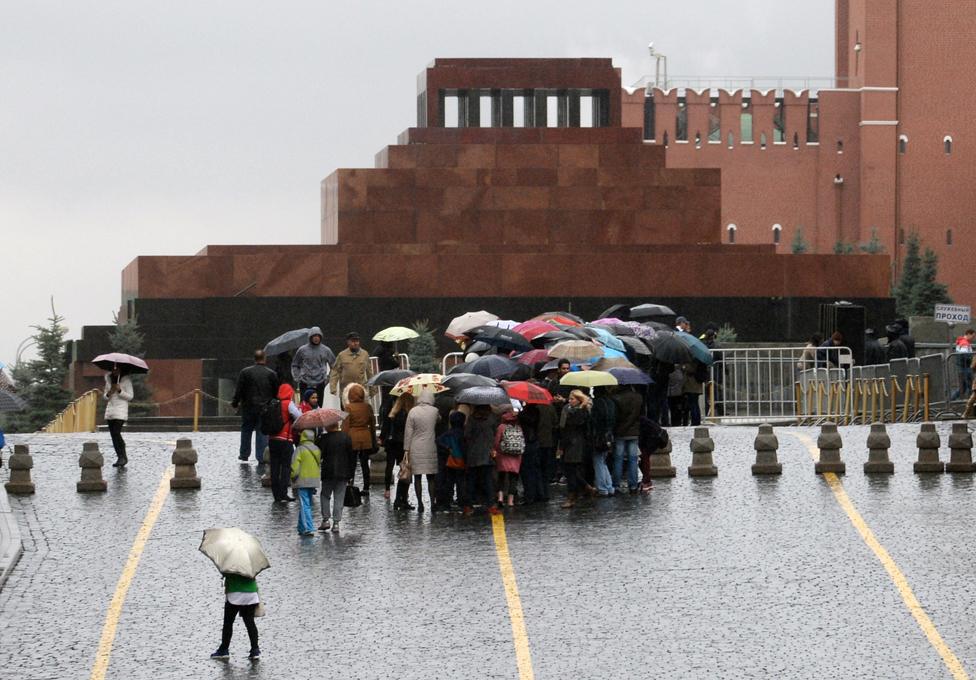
[
  {"x1": 43, "y1": 390, "x2": 99, "y2": 433},
  {"x1": 631, "y1": 75, "x2": 850, "y2": 94}
]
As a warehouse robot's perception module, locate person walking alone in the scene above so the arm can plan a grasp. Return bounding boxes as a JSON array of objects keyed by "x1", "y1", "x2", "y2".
[
  {"x1": 291, "y1": 327, "x2": 335, "y2": 406},
  {"x1": 232, "y1": 350, "x2": 279, "y2": 464},
  {"x1": 290, "y1": 430, "x2": 321, "y2": 536},
  {"x1": 210, "y1": 572, "x2": 260, "y2": 661},
  {"x1": 330, "y1": 332, "x2": 374, "y2": 405},
  {"x1": 103, "y1": 365, "x2": 133, "y2": 468}
]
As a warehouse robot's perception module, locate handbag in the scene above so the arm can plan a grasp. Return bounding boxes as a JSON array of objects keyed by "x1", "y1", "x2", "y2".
[
  {"x1": 254, "y1": 602, "x2": 266, "y2": 618},
  {"x1": 343, "y1": 484, "x2": 363, "y2": 508},
  {"x1": 398, "y1": 451, "x2": 412, "y2": 481}
]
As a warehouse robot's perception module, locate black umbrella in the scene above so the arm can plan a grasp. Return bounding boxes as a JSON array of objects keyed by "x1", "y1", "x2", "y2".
[
  {"x1": 598, "y1": 304, "x2": 632, "y2": 321},
  {"x1": 619, "y1": 335, "x2": 652, "y2": 356},
  {"x1": 630, "y1": 303, "x2": 676, "y2": 320},
  {"x1": 0, "y1": 390, "x2": 27, "y2": 413},
  {"x1": 646, "y1": 332, "x2": 693, "y2": 364},
  {"x1": 442, "y1": 373, "x2": 498, "y2": 392},
  {"x1": 456, "y1": 385, "x2": 512, "y2": 406},
  {"x1": 452, "y1": 355, "x2": 520, "y2": 379},
  {"x1": 264, "y1": 328, "x2": 311, "y2": 356},
  {"x1": 533, "y1": 330, "x2": 576, "y2": 348},
  {"x1": 642, "y1": 320, "x2": 672, "y2": 331},
  {"x1": 367, "y1": 369, "x2": 416, "y2": 387},
  {"x1": 466, "y1": 326, "x2": 534, "y2": 353}
]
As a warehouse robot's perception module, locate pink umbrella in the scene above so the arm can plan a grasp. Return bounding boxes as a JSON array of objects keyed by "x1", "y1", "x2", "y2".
[
  {"x1": 512, "y1": 320, "x2": 555, "y2": 340},
  {"x1": 591, "y1": 318, "x2": 625, "y2": 326},
  {"x1": 294, "y1": 408, "x2": 347, "y2": 431},
  {"x1": 92, "y1": 353, "x2": 149, "y2": 374}
]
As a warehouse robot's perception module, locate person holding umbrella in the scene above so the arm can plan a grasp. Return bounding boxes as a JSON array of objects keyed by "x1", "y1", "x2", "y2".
[{"x1": 103, "y1": 364, "x2": 134, "y2": 468}]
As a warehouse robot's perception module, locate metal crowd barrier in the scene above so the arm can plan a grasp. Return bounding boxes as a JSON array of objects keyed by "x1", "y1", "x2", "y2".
[{"x1": 42, "y1": 390, "x2": 99, "y2": 433}]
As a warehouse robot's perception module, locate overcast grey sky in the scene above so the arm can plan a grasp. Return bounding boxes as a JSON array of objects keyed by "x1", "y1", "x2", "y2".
[{"x1": 0, "y1": 1, "x2": 833, "y2": 365}]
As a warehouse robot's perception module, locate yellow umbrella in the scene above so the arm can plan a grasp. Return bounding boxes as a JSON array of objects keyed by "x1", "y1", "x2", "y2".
[
  {"x1": 559, "y1": 370, "x2": 619, "y2": 388},
  {"x1": 373, "y1": 326, "x2": 419, "y2": 342}
]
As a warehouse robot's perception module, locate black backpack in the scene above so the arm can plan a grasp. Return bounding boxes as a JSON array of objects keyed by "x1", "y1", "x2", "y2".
[
  {"x1": 693, "y1": 361, "x2": 710, "y2": 384},
  {"x1": 259, "y1": 398, "x2": 284, "y2": 436}
]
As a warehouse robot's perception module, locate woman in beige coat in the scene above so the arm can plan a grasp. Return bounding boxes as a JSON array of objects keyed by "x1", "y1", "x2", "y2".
[{"x1": 403, "y1": 390, "x2": 440, "y2": 512}]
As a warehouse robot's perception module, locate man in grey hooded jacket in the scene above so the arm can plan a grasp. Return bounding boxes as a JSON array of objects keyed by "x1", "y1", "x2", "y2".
[{"x1": 291, "y1": 327, "x2": 335, "y2": 405}]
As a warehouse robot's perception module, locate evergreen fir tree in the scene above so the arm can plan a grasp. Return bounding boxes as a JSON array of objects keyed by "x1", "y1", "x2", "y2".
[
  {"x1": 407, "y1": 320, "x2": 439, "y2": 373},
  {"x1": 832, "y1": 241, "x2": 854, "y2": 254},
  {"x1": 859, "y1": 227, "x2": 885, "y2": 254},
  {"x1": 911, "y1": 247, "x2": 952, "y2": 315},
  {"x1": 107, "y1": 313, "x2": 154, "y2": 417},
  {"x1": 3, "y1": 302, "x2": 72, "y2": 432},
  {"x1": 894, "y1": 233, "x2": 922, "y2": 317},
  {"x1": 791, "y1": 227, "x2": 809, "y2": 254}
]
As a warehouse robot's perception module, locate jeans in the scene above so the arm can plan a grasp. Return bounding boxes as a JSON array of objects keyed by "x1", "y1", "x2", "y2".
[
  {"x1": 296, "y1": 487, "x2": 316, "y2": 534},
  {"x1": 519, "y1": 441, "x2": 545, "y2": 502},
  {"x1": 467, "y1": 465, "x2": 494, "y2": 507},
  {"x1": 221, "y1": 601, "x2": 258, "y2": 651},
  {"x1": 107, "y1": 419, "x2": 126, "y2": 460},
  {"x1": 239, "y1": 409, "x2": 268, "y2": 463},
  {"x1": 612, "y1": 438, "x2": 640, "y2": 490},
  {"x1": 268, "y1": 439, "x2": 293, "y2": 502},
  {"x1": 592, "y1": 451, "x2": 614, "y2": 495},
  {"x1": 321, "y1": 478, "x2": 347, "y2": 523}
]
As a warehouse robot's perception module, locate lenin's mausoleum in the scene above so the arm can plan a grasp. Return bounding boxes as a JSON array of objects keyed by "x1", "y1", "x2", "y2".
[{"x1": 71, "y1": 1, "x2": 973, "y2": 408}]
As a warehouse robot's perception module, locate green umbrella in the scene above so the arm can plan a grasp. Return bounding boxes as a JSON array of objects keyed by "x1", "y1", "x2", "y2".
[
  {"x1": 559, "y1": 370, "x2": 619, "y2": 388},
  {"x1": 373, "y1": 326, "x2": 419, "y2": 342}
]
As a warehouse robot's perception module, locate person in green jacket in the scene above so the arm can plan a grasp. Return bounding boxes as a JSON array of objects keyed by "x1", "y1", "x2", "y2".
[
  {"x1": 211, "y1": 572, "x2": 260, "y2": 660},
  {"x1": 291, "y1": 429, "x2": 321, "y2": 536}
]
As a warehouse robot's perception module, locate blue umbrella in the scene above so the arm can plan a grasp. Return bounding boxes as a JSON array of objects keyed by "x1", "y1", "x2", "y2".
[
  {"x1": 676, "y1": 331, "x2": 714, "y2": 365},
  {"x1": 587, "y1": 326, "x2": 626, "y2": 352},
  {"x1": 608, "y1": 367, "x2": 653, "y2": 386}
]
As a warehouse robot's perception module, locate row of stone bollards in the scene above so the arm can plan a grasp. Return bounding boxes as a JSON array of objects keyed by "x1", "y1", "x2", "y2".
[
  {"x1": 3, "y1": 439, "x2": 201, "y2": 495},
  {"x1": 643, "y1": 422, "x2": 976, "y2": 478}
]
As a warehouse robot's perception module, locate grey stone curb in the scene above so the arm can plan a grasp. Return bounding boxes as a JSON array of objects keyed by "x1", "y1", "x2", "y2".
[{"x1": 0, "y1": 482, "x2": 24, "y2": 590}]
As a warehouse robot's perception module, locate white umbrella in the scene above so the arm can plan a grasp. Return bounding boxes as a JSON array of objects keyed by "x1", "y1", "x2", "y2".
[
  {"x1": 199, "y1": 528, "x2": 270, "y2": 579},
  {"x1": 446, "y1": 311, "x2": 499, "y2": 339}
]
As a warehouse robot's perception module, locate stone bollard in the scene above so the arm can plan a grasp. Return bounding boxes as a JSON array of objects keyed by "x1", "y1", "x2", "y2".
[
  {"x1": 5, "y1": 444, "x2": 35, "y2": 495},
  {"x1": 815, "y1": 422, "x2": 846, "y2": 474},
  {"x1": 688, "y1": 427, "x2": 718, "y2": 477},
  {"x1": 913, "y1": 423, "x2": 945, "y2": 474},
  {"x1": 751, "y1": 424, "x2": 782, "y2": 475},
  {"x1": 77, "y1": 442, "x2": 107, "y2": 493},
  {"x1": 369, "y1": 448, "x2": 387, "y2": 486},
  {"x1": 945, "y1": 423, "x2": 976, "y2": 473},
  {"x1": 863, "y1": 423, "x2": 894, "y2": 474},
  {"x1": 170, "y1": 438, "x2": 201, "y2": 489},
  {"x1": 647, "y1": 438, "x2": 676, "y2": 478}
]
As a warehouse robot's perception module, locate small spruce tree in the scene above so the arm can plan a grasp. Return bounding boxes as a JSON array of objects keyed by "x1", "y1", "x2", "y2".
[
  {"x1": 791, "y1": 227, "x2": 809, "y2": 254},
  {"x1": 894, "y1": 233, "x2": 922, "y2": 317},
  {"x1": 107, "y1": 313, "x2": 154, "y2": 417},
  {"x1": 859, "y1": 227, "x2": 885, "y2": 254},
  {"x1": 407, "y1": 320, "x2": 439, "y2": 373},
  {"x1": 3, "y1": 301, "x2": 73, "y2": 432},
  {"x1": 911, "y1": 247, "x2": 952, "y2": 314},
  {"x1": 833, "y1": 241, "x2": 854, "y2": 254}
]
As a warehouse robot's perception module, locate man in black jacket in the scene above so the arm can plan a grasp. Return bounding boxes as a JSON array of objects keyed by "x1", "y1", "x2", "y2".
[{"x1": 232, "y1": 350, "x2": 279, "y2": 464}]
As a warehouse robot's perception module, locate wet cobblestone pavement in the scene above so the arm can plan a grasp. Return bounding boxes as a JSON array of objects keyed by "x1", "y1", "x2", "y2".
[{"x1": 2, "y1": 423, "x2": 976, "y2": 679}]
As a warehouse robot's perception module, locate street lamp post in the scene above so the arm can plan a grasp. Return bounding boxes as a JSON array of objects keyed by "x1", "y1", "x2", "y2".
[{"x1": 648, "y1": 42, "x2": 668, "y2": 90}]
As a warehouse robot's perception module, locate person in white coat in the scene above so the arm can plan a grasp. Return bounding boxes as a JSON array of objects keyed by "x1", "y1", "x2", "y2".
[
  {"x1": 104, "y1": 366, "x2": 134, "y2": 467},
  {"x1": 403, "y1": 390, "x2": 440, "y2": 512}
]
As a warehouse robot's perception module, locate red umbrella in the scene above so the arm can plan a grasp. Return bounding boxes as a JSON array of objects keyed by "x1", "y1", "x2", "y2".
[
  {"x1": 501, "y1": 381, "x2": 552, "y2": 405},
  {"x1": 512, "y1": 319, "x2": 556, "y2": 340},
  {"x1": 515, "y1": 349, "x2": 550, "y2": 366},
  {"x1": 532, "y1": 311, "x2": 583, "y2": 327}
]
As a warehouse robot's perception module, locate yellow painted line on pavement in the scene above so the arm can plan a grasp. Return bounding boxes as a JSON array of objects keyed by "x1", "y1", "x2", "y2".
[
  {"x1": 491, "y1": 514, "x2": 535, "y2": 680},
  {"x1": 793, "y1": 432, "x2": 968, "y2": 680},
  {"x1": 90, "y1": 465, "x2": 174, "y2": 680}
]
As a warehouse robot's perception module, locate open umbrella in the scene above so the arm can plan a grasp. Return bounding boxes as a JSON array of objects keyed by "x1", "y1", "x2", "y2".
[
  {"x1": 532, "y1": 311, "x2": 584, "y2": 327},
  {"x1": 373, "y1": 326, "x2": 419, "y2": 343},
  {"x1": 263, "y1": 328, "x2": 311, "y2": 356},
  {"x1": 466, "y1": 326, "x2": 534, "y2": 353},
  {"x1": 515, "y1": 349, "x2": 550, "y2": 366},
  {"x1": 456, "y1": 385, "x2": 512, "y2": 406},
  {"x1": 587, "y1": 327, "x2": 626, "y2": 352},
  {"x1": 535, "y1": 330, "x2": 577, "y2": 347},
  {"x1": 598, "y1": 304, "x2": 632, "y2": 321},
  {"x1": 622, "y1": 321, "x2": 657, "y2": 339},
  {"x1": 442, "y1": 373, "x2": 498, "y2": 392},
  {"x1": 619, "y1": 335, "x2": 652, "y2": 357},
  {"x1": 512, "y1": 319, "x2": 556, "y2": 340},
  {"x1": 642, "y1": 320, "x2": 672, "y2": 331},
  {"x1": 500, "y1": 381, "x2": 552, "y2": 405},
  {"x1": 559, "y1": 370, "x2": 618, "y2": 388},
  {"x1": 676, "y1": 331, "x2": 715, "y2": 365},
  {"x1": 293, "y1": 408, "x2": 347, "y2": 431},
  {"x1": 540, "y1": 359, "x2": 561, "y2": 373},
  {"x1": 608, "y1": 367, "x2": 653, "y2": 385},
  {"x1": 486, "y1": 319, "x2": 520, "y2": 330},
  {"x1": 630, "y1": 303, "x2": 676, "y2": 319},
  {"x1": 593, "y1": 357, "x2": 637, "y2": 371},
  {"x1": 391, "y1": 373, "x2": 447, "y2": 396},
  {"x1": 548, "y1": 340, "x2": 603, "y2": 362},
  {"x1": 92, "y1": 353, "x2": 149, "y2": 375},
  {"x1": 453, "y1": 355, "x2": 519, "y2": 379},
  {"x1": 367, "y1": 369, "x2": 416, "y2": 387},
  {"x1": 199, "y1": 528, "x2": 270, "y2": 579},
  {"x1": 646, "y1": 332, "x2": 693, "y2": 364},
  {"x1": 0, "y1": 390, "x2": 27, "y2": 412},
  {"x1": 446, "y1": 311, "x2": 499, "y2": 340}
]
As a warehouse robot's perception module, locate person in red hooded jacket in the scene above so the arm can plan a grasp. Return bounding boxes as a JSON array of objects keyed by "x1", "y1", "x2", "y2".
[{"x1": 269, "y1": 383, "x2": 302, "y2": 503}]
